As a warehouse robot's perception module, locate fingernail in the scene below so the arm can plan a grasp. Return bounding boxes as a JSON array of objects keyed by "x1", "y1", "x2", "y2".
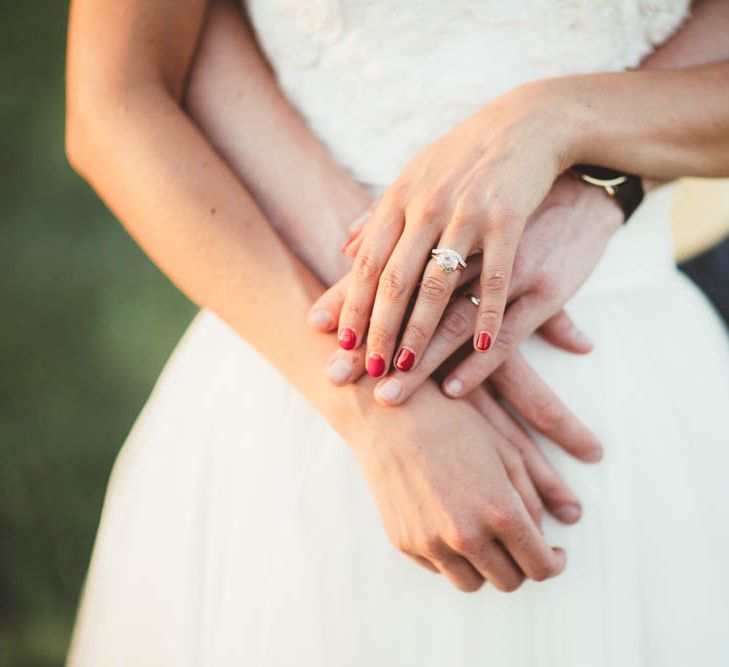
[
  {"x1": 444, "y1": 378, "x2": 464, "y2": 396},
  {"x1": 308, "y1": 310, "x2": 333, "y2": 330},
  {"x1": 340, "y1": 230, "x2": 360, "y2": 254},
  {"x1": 584, "y1": 445, "x2": 604, "y2": 463},
  {"x1": 554, "y1": 504, "x2": 581, "y2": 524},
  {"x1": 376, "y1": 378, "x2": 403, "y2": 403},
  {"x1": 326, "y1": 359, "x2": 353, "y2": 384},
  {"x1": 394, "y1": 347, "x2": 415, "y2": 372},
  {"x1": 366, "y1": 353, "x2": 386, "y2": 378},
  {"x1": 475, "y1": 331, "x2": 492, "y2": 352},
  {"x1": 570, "y1": 327, "x2": 593, "y2": 350},
  {"x1": 339, "y1": 327, "x2": 356, "y2": 350}
]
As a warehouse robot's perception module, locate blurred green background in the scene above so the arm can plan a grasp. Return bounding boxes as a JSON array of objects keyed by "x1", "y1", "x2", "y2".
[{"x1": 0, "y1": 4, "x2": 195, "y2": 665}]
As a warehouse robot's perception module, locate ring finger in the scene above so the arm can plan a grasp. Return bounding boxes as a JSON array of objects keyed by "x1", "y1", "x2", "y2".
[{"x1": 390, "y1": 231, "x2": 476, "y2": 375}]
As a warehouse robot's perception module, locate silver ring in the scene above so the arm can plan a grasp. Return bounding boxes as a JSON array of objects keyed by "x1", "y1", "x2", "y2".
[
  {"x1": 463, "y1": 293, "x2": 480, "y2": 307},
  {"x1": 430, "y1": 248, "x2": 467, "y2": 273}
]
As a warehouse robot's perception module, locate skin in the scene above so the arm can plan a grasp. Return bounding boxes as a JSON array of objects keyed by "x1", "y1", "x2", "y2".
[
  {"x1": 66, "y1": 0, "x2": 576, "y2": 593},
  {"x1": 326, "y1": 26, "x2": 729, "y2": 389},
  {"x1": 65, "y1": 0, "x2": 729, "y2": 594},
  {"x1": 186, "y1": 0, "x2": 606, "y2": 466},
  {"x1": 312, "y1": 0, "x2": 729, "y2": 402}
]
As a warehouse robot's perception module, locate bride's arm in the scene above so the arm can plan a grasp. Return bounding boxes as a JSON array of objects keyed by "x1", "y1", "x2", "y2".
[{"x1": 65, "y1": 0, "x2": 570, "y2": 592}]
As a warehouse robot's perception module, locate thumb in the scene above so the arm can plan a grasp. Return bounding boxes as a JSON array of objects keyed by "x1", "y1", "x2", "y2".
[{"x1": 538, "y1": 310, "x2": 593, "y2": 354}]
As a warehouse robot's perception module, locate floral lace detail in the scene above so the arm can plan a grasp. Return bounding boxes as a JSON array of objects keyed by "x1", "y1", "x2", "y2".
[{"x1": 245, "y1": 0, "x2": 690, "y2": 187}]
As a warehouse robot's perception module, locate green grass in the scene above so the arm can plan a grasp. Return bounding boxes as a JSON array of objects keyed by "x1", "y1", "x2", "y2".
[{"x1": 0, "y1": 4, "x2": 195, "y2": 664}]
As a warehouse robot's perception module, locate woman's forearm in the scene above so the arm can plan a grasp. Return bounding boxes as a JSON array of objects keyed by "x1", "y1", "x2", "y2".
[
  {"x1": 188, "y1": 0, "x2": 729, "y2": 268},
  {"x1": 557, "y1": 61, "x2": 729, "y2": 179},
  {"x1": 556, "y1": 0, "x2": 729, "y2": 179},
  {"x1": 66, "y1": 1, "x2": 375, "y2": 443}
]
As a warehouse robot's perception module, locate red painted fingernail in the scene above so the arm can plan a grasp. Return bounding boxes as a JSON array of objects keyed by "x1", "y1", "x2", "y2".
[
  {"x1": 475, "y1": 331, "x2": 492, "y2": 352},
  {"x1": 366, "y1": 353, "x2": 386, "y2": 378},
  {"x1": 394, "y1": 347, "x2": 415, "y2": 372},
  {"x1": 339, "y1": 327, "x2": 356, "y2": 350}
]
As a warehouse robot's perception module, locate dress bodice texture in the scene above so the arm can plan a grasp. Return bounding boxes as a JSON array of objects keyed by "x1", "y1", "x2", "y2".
[{"x1": 245, "y1": 0, "x2": 690, "y2": 187}]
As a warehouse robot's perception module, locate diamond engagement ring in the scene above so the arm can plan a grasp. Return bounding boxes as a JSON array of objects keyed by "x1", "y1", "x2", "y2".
[{"x1": 430, "y1": 248, "x2": 467, "y2": 273}]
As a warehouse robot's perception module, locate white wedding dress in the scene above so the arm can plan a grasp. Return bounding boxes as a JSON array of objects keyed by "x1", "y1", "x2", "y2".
[{"x1": 68, "y1": 1, "x2": 729, "y2": 665}]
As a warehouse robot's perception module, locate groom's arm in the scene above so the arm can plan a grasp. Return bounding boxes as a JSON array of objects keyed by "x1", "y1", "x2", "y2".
[
  {"x1": 188, "y1": 0, "x2": 729, "y2": 283},
  {"x1": 185, "y1": 0, "x2": 370, "y2": 287}
]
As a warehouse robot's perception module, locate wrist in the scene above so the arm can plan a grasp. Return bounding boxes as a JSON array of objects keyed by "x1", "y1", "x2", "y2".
[
  {"x1": 547, "y1": 174, "x2": 623, "y2": 236},
  {"x1": 527, "y1": 75, "x2": 602, "y2": 171}
]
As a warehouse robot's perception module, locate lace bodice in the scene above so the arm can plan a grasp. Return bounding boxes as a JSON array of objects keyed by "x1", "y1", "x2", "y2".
[{"x1": 245, "y1": 0, "x2": 690, "y2": 188}]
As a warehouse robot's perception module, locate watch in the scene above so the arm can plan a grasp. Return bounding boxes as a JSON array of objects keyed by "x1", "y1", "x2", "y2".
[{"x1": 572, "y1": 164, "x2": 644, "y2": 224}]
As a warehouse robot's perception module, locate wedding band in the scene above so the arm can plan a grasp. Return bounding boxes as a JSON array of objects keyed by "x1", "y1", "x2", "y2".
[
  {"x1": 463, "y1": 293, "x2": 481, "y2": 307},
  {"x1": 430, "y1": 248, "x2": 467, "y2": 273}
]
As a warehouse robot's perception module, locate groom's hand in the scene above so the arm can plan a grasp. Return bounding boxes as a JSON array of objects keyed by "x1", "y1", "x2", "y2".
[{"x1": 309, "y1": 176, "x2": 617, "y2": 463}]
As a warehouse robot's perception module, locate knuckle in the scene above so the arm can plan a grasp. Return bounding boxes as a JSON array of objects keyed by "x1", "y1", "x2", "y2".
[
  {"x1": 445, "y1": 523, "x2": 482, "y2": 555},
  {"x1": 486, "y1": 202, "x2": 522, "y2": 231},
  {"x1": 449, "y1": 209, "x2": 479, "y2": 234},
  {"x1": 393, "y1": 537, "x2": 413, "y2": 555},
  {"x1": 494, "y1": 575, "x2": 524, "y2": 593},
  {"x1": 419, "y1": 275, "x2": 451, "y2": 303},
  {"x1": 386, "y1": 179, "x2": 409, "y2": 203},
  {"x1": 455, "y1": 576, "x2": 485, "y2": 593},
  {"x1": 409, "y1": 199, "x2": 439, "y2": 224},
  {"x1": 529, "y1": 558, "x2": 557, "y2": 582},
  {"x1": 532, "y1": 399, "x2": 566, "y2": 433},
  {"x1": 479, "y1": 308, "x2": 502, "y2": 325},
  {"x1": 439, "y1": 309, "x2": 471, "y2": 341},
  {"x1": 486, "y1": 503, "x2": 521, "y2": 536},
  {"x1": 379, "y1": 269, "x2": 411, "y2": 301},
  {"x1": 527, "y1": 496, "x2": 546, "y2": 521},
  {"x1": 353, "y1": 252, "x2": 382, "y2": 284},
  {"x1": 403, "y1": 322, "x2": 429, "y2": 348},
  {"x1": 532, "y1": 270, "x2": 558, "y2": 298},
  {"x1": 539, "y1": 478, "x2": 565, "y2": 503},
  {"x1": 342, "y1": 300, "x2": 365, "y2": 320},
  {"x1": 419, "y1": 533, "x2": 445, "y2": 559},
  {"x1": 492, "y1": 327, "x2": 516, "y2": 353},
  {"x1": 481, "y1": 270, "x2": 508, "y2": 294},
  {"x1": 366, "y1": 323, "x2": 392, "y2": 350}
]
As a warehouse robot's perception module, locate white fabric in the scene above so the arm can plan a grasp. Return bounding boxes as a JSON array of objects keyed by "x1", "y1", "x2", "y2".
[{"x1": 68, "y1": 1, "x2": 729, "y2": 665}]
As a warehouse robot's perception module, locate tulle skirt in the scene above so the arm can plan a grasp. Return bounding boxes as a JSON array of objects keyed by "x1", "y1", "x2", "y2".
[{"x1": 68, "y1": 185, "x2": 729, "y2": 666}]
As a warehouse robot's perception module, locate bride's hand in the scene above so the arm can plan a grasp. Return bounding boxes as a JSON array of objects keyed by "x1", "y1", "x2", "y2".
[
  {"x1": 310, "y1": 175, "x2": 617, "y2": 462},
  {"x1": 334, "y1": 81, "x2": 576, "y2": 376},
  {"x1": 346, "y1": 381, "x2": 568, "y2": 592}
]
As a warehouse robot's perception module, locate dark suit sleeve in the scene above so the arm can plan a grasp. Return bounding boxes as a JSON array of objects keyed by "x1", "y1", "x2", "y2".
[{"x1": 680, "y1": 235, "x2": 729, "y2": 329}]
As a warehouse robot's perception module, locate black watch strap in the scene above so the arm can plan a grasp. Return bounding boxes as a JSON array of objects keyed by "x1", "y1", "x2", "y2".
[{"x1": 572, "y1": 164, "x2": 645, "y2": 224}]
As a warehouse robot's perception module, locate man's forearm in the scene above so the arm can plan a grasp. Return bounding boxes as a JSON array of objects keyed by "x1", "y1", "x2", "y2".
[
  {"x1": 187, "y1": 0, "x2": 729, "y2": 283},
  {"x1": 186, "y1": 0, "x2": 370, "y2": 287}
]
